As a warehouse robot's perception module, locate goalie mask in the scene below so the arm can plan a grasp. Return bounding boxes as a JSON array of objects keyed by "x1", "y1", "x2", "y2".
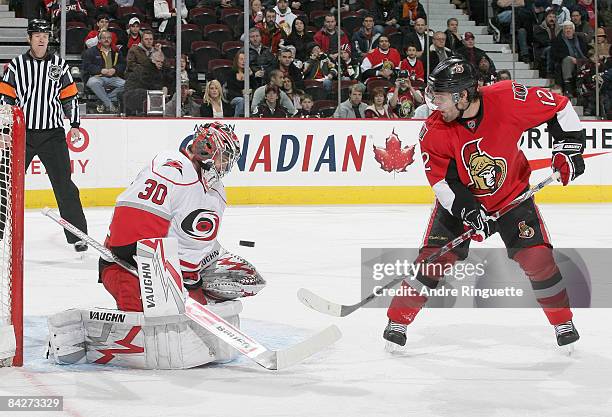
[{"x1": 189, "y1": 122, "x2": 240, "y2": 186}]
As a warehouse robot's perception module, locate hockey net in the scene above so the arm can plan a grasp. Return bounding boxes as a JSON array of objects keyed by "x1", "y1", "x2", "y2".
[{"x1": 0, "y1": 105, "x2": 25, "y2": 367}]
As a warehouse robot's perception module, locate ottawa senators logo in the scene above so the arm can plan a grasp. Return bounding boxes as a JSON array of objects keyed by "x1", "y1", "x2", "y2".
[
  {"x1": 517, "y1": 221, "x2": 535, "y2": 239},
  {"x1": 461, "y1": 139, "x2": 507, "y2": 196}
]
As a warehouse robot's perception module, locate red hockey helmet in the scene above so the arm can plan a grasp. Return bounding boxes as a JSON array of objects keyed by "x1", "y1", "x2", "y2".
[{"x1": 190, "y1": 122, "x2": 240, "y2": 185}]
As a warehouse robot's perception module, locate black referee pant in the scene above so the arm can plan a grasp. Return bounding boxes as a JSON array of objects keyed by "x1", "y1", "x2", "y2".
[{"x1": 26, "y1": 128, "x2": 87, "y2": 244}]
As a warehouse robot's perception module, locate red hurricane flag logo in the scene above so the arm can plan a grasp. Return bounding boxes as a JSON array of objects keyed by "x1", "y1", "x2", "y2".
[{"x1": 373, "y1": 130, "x2": 416, "y2": 173}]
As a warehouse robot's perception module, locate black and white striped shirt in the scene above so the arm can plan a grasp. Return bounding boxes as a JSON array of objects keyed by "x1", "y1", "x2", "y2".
[{"x1": 0, "y1": 52, "x2": 79, "y2": 130}]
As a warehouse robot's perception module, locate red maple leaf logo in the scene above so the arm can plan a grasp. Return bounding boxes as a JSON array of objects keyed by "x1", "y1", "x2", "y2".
[{"x1": 373, "y1": 130, "x2": 416, "y2": 173}]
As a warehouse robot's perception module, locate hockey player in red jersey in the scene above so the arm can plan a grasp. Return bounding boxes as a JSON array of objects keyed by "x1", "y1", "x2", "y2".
[
  {"x1": 100, "y1": 121, "x2": 266, "y2": 312},
  {"x1": 383, "y1": 57, "x2": 584, "y2": 348}
]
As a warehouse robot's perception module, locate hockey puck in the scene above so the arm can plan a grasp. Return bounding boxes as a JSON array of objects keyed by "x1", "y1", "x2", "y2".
[{"x1": 239, "y1": 240, "x2": 255, "y2": 247}]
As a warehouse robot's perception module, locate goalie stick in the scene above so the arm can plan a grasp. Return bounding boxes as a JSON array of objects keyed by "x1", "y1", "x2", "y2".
[
  {"x1": 298, "y1": 172, "x2": 561, "y2": 317},
  {"x1": 41, "y1": 208, "x2": 341, "y2": 370}
]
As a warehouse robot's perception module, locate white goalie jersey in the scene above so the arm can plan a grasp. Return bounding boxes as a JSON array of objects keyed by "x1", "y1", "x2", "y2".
[{"x1": 107, "y1": 150, "x2": 226, "y2": 273}]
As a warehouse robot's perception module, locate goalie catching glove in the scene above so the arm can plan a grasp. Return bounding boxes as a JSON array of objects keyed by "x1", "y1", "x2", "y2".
[
  {"x1": 462, "y1": 206, "x2": 497, "y2": 242},
  {"x1": 552, "y1": 141, "x2": 585, "y2": 186}
]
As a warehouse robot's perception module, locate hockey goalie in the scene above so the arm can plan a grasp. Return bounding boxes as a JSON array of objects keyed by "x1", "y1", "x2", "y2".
[{"x1": 47, "y1": 122, "x2": 266, "y2": 369}]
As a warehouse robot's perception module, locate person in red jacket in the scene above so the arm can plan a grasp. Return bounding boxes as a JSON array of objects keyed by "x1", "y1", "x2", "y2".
[
  {"x1": 256, "y1": 8, "x2": 283, "y2": 53},
  {"x1": 84, "y1": 14, "x2": 118, "y2": 50},
  {"x1": 313, "y1": 13, "x2": 349, "y2": 60},
  {"x1": 360, "y1": 35, "x2": 401, "y2": 80}
]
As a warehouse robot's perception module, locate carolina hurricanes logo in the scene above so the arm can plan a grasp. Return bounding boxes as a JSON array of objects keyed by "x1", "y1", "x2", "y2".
[
  {"x1": 163, "y1": 159, "x2": 183, "y2": 174},
  {"x1": 181, "y1": 209, "x2": 220, "y2": 241},
  {"x1": 517, "y1": 221, "x2": 535, "y2": 239},
  {"x1": 461, "y1": 139, "x2": 507, "y2": 196}
]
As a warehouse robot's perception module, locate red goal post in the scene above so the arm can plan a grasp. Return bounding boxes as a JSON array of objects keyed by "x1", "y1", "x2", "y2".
[{"x1": 0, "y1": 105, "x2": 25, "y2": 367}]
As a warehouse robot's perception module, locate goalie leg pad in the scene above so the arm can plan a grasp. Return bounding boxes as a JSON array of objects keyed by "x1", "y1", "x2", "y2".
[
  {"x1": 200, "y1": 251, "x2": 266, "y2": 300},
  {"x1": 47, "y1": 309, "x2": 87, "y2": 365},
  {"x1": 46, "y1": 300, "x2": 243, "y2": 369}
]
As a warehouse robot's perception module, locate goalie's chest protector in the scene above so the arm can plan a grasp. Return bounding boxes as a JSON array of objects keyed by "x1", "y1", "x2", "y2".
[{"x1": 113, "y1": 151, "x2": 226, "y2": 271}]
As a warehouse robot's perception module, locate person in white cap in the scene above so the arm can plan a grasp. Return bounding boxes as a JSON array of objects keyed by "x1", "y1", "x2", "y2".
[
  {"x1": 549, "y1": 0, "x2": 571, "y2": 25},
  {"x1": 127, "y1": 17, "x2": 143, "y2": 50}
]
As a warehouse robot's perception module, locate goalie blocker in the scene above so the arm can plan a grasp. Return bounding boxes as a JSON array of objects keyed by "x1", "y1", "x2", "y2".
[{"x1": 47, "y1": 238, "x2": 244, "y2": 369}]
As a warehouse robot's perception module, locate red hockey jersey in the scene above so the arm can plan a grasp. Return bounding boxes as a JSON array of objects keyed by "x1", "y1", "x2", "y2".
[{"x1": 420, "y1": 80, "x2": 582, "y2": 214}]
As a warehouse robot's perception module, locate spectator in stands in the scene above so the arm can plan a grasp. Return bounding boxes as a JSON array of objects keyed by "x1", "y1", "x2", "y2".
[
  {"x1": 365, "y1": 87, "x2": 395, "y2": 118},
  {"x1": 200, "y1": 79, "x2": 234, "y2": 117},
  {"x1": 444, "y1": 18, "x2": 462, "y2": 52},
  {"x1": 123, "y1": 50, "x2": 168, "y2": 116},
  {"x1": 549, "y1": 0, "x2": 571, "y2": 25},
  {"x1": 282, "y1": 76, "x2": 303, "y2": 110},
  {"x1": 576, "y1": 0, "x2": 595, "y2": 29},
  {"x1": 257, "y1": 8, "x2": 283, "y2": 53},
  {"x1": 253, "y1": 84, "x2": 289, "y2": 117},
  {"x1": 165, "y1": 80, "x2": 200, "y2": 117},
  {"x1": 302, "y1": 43, "x2": 333, "y2": 81},
  {"x1": 477, "y1": 55, "x2": 497, "y2": 86},
  {"x1": 576, "y1": 47, "x2": 611, "y2": 115},
  {"x1": 274, "y1": 0, "x2": 297, "y2": 31},
  {"x1": 226, "y1": 50, "x2": 255, "y2": 117},
  {"x1": 249, "y1": 0, "x2": 265, "y2": 28},
  {"x1": 352, "y1": 13, "x2": 383, "y2": 61},
  {"x1": 84, "y1": 0, "x2": 118, "y2": 21},
  {"x1": 571, "y1": 8, "x2": 593, "y2": 43},
  {"x1": 402, "y1": 18, "x2": 429, "y2": 61},
  {"x1": 313, "y1": 14, "x2": 350, "y2": 60},
  {"x1": 277, "y1": 47, "x2": 304, "y2": 88},
  {"x1": 126, "y1": 17, "x2": 142, "y2": 51},
  {"x1": 154, "y1": 0, "x2": 187, "y2": 36},
  {"x1": 330, "y1": 0, "x2": 365, "y2": 14},
  {"x1": 251, "y1": 69, "x2": 297, "y2": 114},
  {"x1": 373, "y1": 0, "x2": 398, "y2": 34},
  {"x1": 455, "y1": 31, "x2": 496, "y2": 73},
  {"x1": 126, "y1": 30, "x2": 160, "y2": 77},
  {"x1": 533, "y1": 8, "x2": 560, "y2": 77},
  {"x1": 333, "y1": 83, "x2": 367, "y2": 118},
  {"x1": 283, "y1": 17, "x2": 312, "y2": 62},
  {"x1": 592, "y1": 27, "x2": 611, "y2": 62},
  {"x1": 84, "y1": 14, "x2": 117, "y2": 49},
  {"x1": 551, "y1": 20, "x2": 588, "y2": 96},
  {"x1": 497, "y1": 69, "x2": 512, "y2": 80},
  {"x1": 249, "y1": 27, "x2": 278, "y2": 86},
  {"x1": 395, "y1": 0, "x2": 426, "y2": 33},
  {"x1": 48, "y1": 0, "x2": 88, "y2": 24},
  {"x1": 515, "y1": 0, "x2": 549, "y2": 63},
  {"x1": 295, "y1": 94, "x2": 320, "y2": 117},
  {"x1": 489, "y1": 0, "x2": 515, "y2": 44},
  {"x1": 361, "y1": 35, "x2": 401, "y2": 81},
  {"x1": 338, "y1": 44, "x2": 362, "y2": 82},
  {"x1": 399, "y1": 44, "x2": 424, "y2": 88},
  {"x1": 428, "y1": 31, "x2": 451, "y2": 70},
  {"x1": 180, "y1": 54, "x2": 202, "y2": 97},
  {"x1": 82, "y1": 30, "x2": 125, "y2": 113},
  {"x1": 388, "y1": 71, "x2": 423, "y2": 118}
]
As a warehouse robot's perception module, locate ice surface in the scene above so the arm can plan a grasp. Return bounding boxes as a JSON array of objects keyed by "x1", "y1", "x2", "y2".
[{"x1": 0, "y1": 204, "x2": 611, "y2": 417}]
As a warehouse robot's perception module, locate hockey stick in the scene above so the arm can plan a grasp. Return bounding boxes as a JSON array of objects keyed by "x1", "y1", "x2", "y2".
[
  {"x1": 41, "y1": 208, "x2": 342, "y2": 370},
  {"x1": 298, "y1": 171, "x2": 561, "y2": 317}
]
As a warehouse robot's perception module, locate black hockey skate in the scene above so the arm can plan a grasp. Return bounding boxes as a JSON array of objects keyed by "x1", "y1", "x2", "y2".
[
  {"x1": 73, "y1": 240, "x2": 88, "y2": 252},
  {"x1": 554, "y1": 320, "x2": 579, "y2": 346},
  {"x1": 383, "y1": 320, "x2": 407, "y2": 347}
]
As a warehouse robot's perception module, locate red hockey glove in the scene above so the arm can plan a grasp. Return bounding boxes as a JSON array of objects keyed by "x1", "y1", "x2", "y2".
[
  {"x1": 462, "y1": 207, "x2": 497, "y2": 242},
  {"x1": 552, "y1": 142, "x2": 585, "y2": 186}
]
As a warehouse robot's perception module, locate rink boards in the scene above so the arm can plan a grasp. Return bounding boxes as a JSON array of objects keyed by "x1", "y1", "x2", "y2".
[{"x1": 23, "y1": 118, "x2": 612, "y2": 207}]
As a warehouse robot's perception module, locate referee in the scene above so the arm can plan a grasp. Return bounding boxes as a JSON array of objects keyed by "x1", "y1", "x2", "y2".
[{"x1": 0, "y1": 19, "x2": 88, "y2": 252}]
